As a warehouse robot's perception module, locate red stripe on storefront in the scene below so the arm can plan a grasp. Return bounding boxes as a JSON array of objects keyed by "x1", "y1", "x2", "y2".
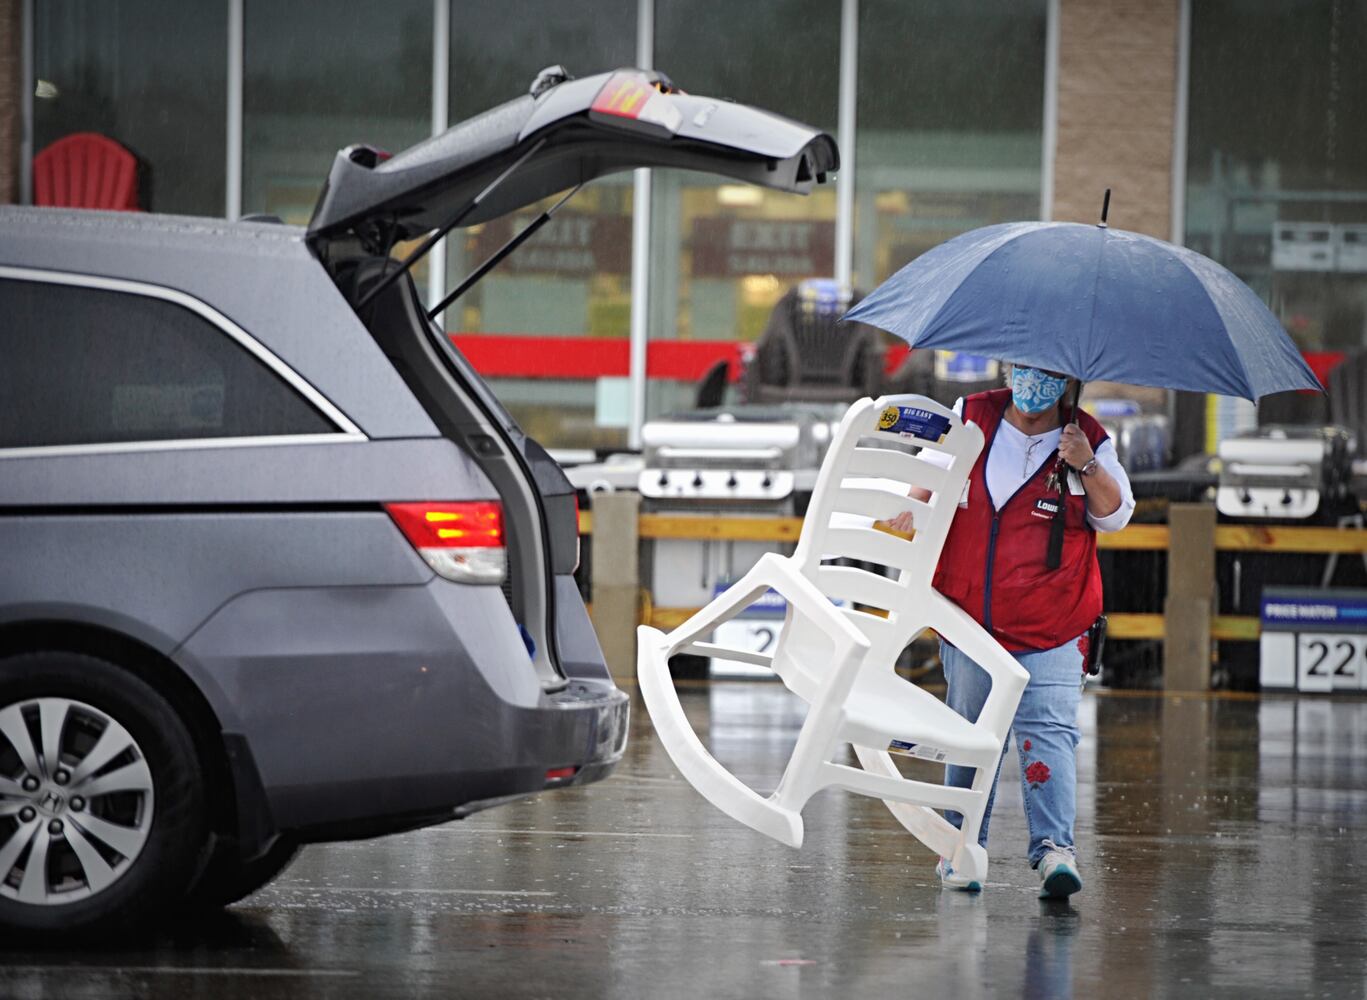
[
  {"x1": 451, "y1": 334, "x2": 1343, "y2": 389},
  {"x1": 451, "y1": 334, "x2": 747, "y2": 382}
]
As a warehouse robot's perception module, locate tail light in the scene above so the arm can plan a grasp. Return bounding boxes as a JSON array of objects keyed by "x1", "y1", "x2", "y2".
[
  {"x1": 385, "y1": 501, "x2": 505, "y2": 585},
  {"x1": 589, "y1": 71, "x2": 683, "y2": 135}
]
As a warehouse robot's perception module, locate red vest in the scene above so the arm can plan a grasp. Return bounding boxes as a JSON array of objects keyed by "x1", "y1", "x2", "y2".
[{"x1": 933, "y1": 389, "x2": 1108, "y2": 652}]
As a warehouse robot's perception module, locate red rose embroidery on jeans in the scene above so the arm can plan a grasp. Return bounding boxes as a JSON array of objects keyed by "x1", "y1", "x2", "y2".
[
  {"x1": 1023, "y1": 739, "x2": 1032, "y2": 752},
  {"x1": 1025, "y1": 761, "x2": 1051, "y2": 788}
]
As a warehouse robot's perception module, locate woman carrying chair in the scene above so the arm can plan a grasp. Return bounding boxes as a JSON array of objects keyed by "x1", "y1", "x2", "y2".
[{"x1": 886, "y1": 364, "x2": 1134, "y2": 898}]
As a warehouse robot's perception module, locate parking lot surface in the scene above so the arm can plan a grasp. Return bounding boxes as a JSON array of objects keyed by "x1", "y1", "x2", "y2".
[{"x1": 3, "y1": 681, "x2": 1366, "y2": 999}]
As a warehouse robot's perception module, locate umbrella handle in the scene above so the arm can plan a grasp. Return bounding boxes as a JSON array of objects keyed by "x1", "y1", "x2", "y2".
[{"x1": 1045, "y1": 380, "x2": 1085, "y2": 571}]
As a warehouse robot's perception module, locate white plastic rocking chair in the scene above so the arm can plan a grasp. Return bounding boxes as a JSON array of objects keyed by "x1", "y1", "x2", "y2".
[{"x1": 638, "y1": 394, "x2": 1029, "y2": 883}]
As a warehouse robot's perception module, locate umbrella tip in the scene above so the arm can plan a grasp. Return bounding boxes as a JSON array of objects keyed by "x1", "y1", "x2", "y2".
[{"x1": 1099, "y1": 188, "x2": 1112, "y2": 228}]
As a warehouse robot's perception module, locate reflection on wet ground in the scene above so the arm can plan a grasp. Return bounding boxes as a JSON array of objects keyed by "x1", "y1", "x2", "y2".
[{"x1": 4, "y1": 683, "x2": 1367, "y2": 998}]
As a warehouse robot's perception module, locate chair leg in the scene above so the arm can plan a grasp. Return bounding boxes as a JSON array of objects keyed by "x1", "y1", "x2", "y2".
[
  {"x1": 951, "y1": 842, "x2": 989, "y2": 883},
  {"x1": 772, "y1": 638, "x2": 865, "y2": 813},
  {"x1": 637, "y1": 625, "x2": 805, "y2": 848},
  {"x1": 953, "y1": 743, "x2": 1002, "y2": 857},
  {"x1": 851, "y1": 745, "x2": 963, "y2": 860},
  {"x1": 927, "y1": 594, "x2": 1028, "y2": 747}
]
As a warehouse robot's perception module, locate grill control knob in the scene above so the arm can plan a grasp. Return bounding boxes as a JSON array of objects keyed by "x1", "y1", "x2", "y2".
[
  {"x1": 726, "y1": 473, "x2": 738, "y2": 488},
  {"x1": 657, "y1": 472, "x2": 669, "y2": 488},
  {"x1": 691, "y1": 473, "x2": 704, "y2": 488},
  {"x1": 761, "y1": 474, "x2": 773, "y2": 489}
]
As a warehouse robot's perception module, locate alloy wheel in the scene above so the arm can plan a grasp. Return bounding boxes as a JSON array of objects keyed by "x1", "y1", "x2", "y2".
[{"x1": 0, "y1": 697, "x2": 155, "y2": 905}]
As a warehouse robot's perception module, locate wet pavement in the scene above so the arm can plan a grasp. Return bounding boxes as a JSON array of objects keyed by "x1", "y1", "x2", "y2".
[{"x1": 4, "y1": 681, "x2": 1367, "y2": 998}]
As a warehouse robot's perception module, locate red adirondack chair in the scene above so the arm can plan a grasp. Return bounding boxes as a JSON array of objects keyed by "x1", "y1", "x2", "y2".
[{"x1": 33, "y1": 132, "x2": 141, "y2": 211}]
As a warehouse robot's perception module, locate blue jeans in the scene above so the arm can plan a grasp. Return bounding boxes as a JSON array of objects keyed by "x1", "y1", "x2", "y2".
[{"x1": 941, "y1": 636, "x2": 1083, "y2": 868}]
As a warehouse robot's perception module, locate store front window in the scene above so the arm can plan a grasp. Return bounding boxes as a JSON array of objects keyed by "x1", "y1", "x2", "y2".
[
  {"x1": 32, "y1": 0, "x2": 227, "y2": 216},
  {"x1": 446, "y1": 0, "x2": 637, "y2": 451},
  {"x1": 1186, "y1": 0, "x2": 1367, "y2": 355},
  {"x1": 852, "y1": 0, "x2": 1045, "y2": 405},
  {"x1": 854, "y1": 0, "x2": 1046, "y2": 289},
  {"x1": 242, "y1": 1, "x2": 432, "y2": 224},
  {"x1": 649, "y1": 0, "x2": 840, "y2": 421}
]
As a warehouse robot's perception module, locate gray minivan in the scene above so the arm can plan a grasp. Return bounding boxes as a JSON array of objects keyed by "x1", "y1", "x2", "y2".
[{"x1": 0, "y1": 67, "x2": 836, "y2": 934}]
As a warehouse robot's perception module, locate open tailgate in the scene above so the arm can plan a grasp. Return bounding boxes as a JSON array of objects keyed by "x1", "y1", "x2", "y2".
[{"x1": 307, "y1": 67, "x2": 838, "y2": 246}]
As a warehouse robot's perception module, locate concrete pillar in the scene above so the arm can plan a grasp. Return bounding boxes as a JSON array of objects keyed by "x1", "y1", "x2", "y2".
[
  {"x1": 588, "y1": 491, "x2": 641, "y2": 685},
  {"x1": 1053, "y1": 0, "x2": 1182, "y2": 239},
  {"x1": 0, "y1": 0, "x2": 21, "y2": 204},
  {"x1": 1163, "y1": 503, "x2": 1216, "y2": 691}
]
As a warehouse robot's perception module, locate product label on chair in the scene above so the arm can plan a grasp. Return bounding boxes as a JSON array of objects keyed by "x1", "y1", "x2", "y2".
[
  {"x1": 887, "y1": 739, "x2": 948, "y2": 763},
  {"x1": 878, "y1": 405, "x2": 951, "y2": 443}
]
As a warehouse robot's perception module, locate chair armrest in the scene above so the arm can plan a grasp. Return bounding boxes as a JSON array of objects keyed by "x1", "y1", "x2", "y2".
[
  {"x1": 927, "y1": 592, "x2": 1029, "y2": 739},
  {"x1": 759, "y1": 558, "x2": 872, "y2": 708}
]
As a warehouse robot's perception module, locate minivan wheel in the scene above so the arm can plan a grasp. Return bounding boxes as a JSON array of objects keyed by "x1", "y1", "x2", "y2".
[{"x1": 0, "y1": 652, "x2": 207, "y2": 936}]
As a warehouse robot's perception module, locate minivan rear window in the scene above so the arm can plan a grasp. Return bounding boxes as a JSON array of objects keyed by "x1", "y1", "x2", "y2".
[{"x1": 0, "y1": 278, "x2": 336, "y2": 449}]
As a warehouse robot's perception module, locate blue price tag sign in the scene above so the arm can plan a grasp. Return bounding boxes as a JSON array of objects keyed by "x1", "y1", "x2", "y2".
[
  {"x1": 1261, "y1": 588, "x2": 1367, "y2": 634},
  {"x1": 878, "y1": 405, "x2": 951, "y2": 442}
]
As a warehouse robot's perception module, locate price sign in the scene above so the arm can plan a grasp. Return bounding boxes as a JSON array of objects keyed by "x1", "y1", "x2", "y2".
[
  {"x1": 710, "y1": 618, "x2": 783, "y2": 678},
  {"x1": 1261, "y1": 588, "x2": 1367, "y2": 692},
  {"x1": 1296, "y1": 633, "x2": 1367, "y2": 693}
]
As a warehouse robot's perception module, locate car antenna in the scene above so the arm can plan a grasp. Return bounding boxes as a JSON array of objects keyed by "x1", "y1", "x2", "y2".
[
  {"x1": 428, "y1": 183, "x2": 583, "y2": 321},
  {"x1": 357, "y1": 137, "x2": 548, "y2": 311}
]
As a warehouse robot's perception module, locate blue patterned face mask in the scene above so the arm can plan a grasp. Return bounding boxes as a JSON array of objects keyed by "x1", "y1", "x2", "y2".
[{"x1": 1010, "y1": 366, "x2": 1068, "y2": 414}]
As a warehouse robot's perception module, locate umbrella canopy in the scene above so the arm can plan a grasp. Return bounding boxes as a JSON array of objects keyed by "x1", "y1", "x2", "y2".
[{"x1": 843, "y1": 221, "x2": 1322, "y2": 401}]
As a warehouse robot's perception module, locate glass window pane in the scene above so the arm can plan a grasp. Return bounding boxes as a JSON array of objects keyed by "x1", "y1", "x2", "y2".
[
  {"x1": 0, "y1": 279, "x2": 336, "y2": 448},
  {"x1": 33, "y1": 0, "x2": 227, "y2": 216},
  {"x1": 650, "y1": 0, "x2": 840, "y2": 420},
  {"x1": 855, "y1": 0, "x2": 1047, "y2": 288},
  {"x1": 448, "y1": 1, "x2": 636, "y2": 122},
  {"x1": 1186, "y1": 0, "x2": 1367, "y2": 353},
  {"x1": 243, "y1": 0, "x2": 432, "y2": 223},
  {"x1": 445, "y1": 0, "x2": 637, "y2": 451}
]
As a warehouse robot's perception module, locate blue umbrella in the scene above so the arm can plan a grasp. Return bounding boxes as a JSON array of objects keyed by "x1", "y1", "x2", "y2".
[{"x1": 843, "y1": 220, "x2": 1322, "y2": 400}]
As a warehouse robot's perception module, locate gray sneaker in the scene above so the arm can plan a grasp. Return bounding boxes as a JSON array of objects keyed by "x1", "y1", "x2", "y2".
[
  {"x1": 1036, "y1": 850, "x2": 1082, "y2": 899},
  {"x1": 936, "y1": 857, "x2": 982, "y2": 893}
]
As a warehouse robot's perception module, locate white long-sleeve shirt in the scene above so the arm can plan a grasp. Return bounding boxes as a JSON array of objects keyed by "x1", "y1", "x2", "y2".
[{"x1": 926, "y1": 398, "x2": 1135, "y2": 532}]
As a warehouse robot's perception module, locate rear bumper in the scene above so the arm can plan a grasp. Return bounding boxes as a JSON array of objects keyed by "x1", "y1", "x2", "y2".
[
  {"x1": 452, "y1": 681, "x2": 628, "y2": 819},
  {"x1": 178, "y1": 576, "x2": 626, "y2": 841}
]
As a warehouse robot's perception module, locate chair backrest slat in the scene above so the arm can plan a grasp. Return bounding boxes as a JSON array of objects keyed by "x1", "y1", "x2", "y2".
[
  {"x1": 845, "y1": 446, "x2": 952, "y2": 496},
  {"x1": 840, "y1": 606, "x2": 900, "y2": 643},
  {"x1": 829, "y1": 485, "x2": 913, "y2": 521},
  {"x1": 818, "y1": 526, "x2": 915, "y2": 572},
  {"x1": 815, "y1": 565, "x2": 906, "y2": 613}
]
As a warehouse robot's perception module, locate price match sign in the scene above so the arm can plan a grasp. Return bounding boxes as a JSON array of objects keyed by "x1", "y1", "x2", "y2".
[{"x1": 1260, "y1": 587, "x2": 1367, "y2": 692}]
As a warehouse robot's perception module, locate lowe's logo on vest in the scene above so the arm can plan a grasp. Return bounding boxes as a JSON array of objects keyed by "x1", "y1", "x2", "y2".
[{"x1": 1032, "y1": 498, "x2": 1060, "y2": 519}]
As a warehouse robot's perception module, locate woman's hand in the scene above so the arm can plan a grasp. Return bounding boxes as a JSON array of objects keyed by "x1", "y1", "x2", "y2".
[
  {"x1": 885, "y1": 510, "x2": 916, "y2": 534},
  {"x1": 1059, "y1": 424, "x2": 1095, "y2": 470}
]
